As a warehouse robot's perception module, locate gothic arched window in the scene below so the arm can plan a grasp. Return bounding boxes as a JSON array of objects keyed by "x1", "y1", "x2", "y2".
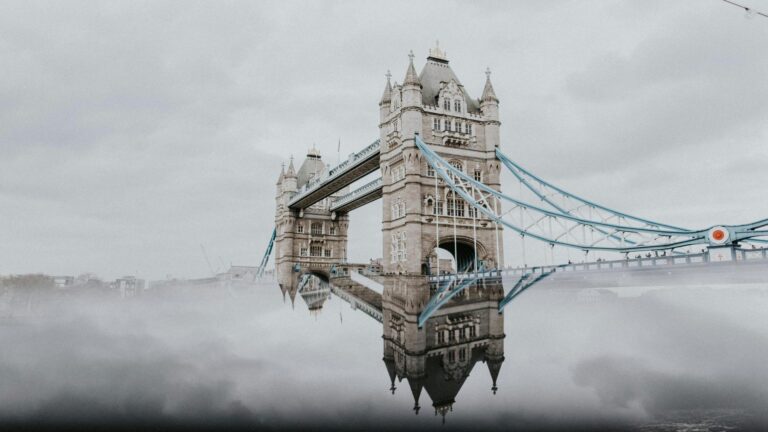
[
  {"x1": 444, "y1": 98, "x2": 451, "y2": 111},
  {"x1": 454, "y1": 99, "x2": 461, "y2": 112}
]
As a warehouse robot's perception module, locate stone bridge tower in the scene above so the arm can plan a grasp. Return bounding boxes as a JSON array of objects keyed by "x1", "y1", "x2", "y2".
[
  {"x1": 274, "y1": 148, "x2": 350, "y2": 291},
  {"x1": 379, "y1": 44, "x2": 504, "y2": 275}
]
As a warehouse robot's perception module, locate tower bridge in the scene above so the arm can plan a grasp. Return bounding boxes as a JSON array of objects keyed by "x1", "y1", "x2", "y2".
[{"x1": 263, "y1": 44, "x2": 768, "y2": 321}]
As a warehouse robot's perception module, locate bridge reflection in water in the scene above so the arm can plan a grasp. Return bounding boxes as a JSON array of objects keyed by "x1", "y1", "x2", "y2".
[{"x1": 283, "y1": 273, "x2": 505, "y2": 422}]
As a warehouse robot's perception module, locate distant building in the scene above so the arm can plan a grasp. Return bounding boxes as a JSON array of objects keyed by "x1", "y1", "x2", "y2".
[
  {"x1": 218, "y1": 265, "x2": 258, "y2": 283},
  {"x1": 52, "y1": 276, "x2": 74, "y2": 289},
  {"x1": 114, "y1": 276, "x2": 145, "y2": 298}
]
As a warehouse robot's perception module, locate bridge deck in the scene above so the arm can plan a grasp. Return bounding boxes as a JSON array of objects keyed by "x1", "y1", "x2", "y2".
[
  {"x1": 328, "y1": 276, "x2": 383, "y2": 322},
  {"x1": 329, "y1": 177, "x2": 382, "y2": 213},
  {"x1": 289, "y1": 140, "x2": 380, "y2": 210}
]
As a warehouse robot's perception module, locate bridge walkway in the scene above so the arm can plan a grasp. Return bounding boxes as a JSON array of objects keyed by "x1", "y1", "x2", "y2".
[
  {"x1": 288, "y1": 140, "x2": 381, "y2": 210},
  {"x1": 327, "y1": 275, "x2": 383, "y2": 322}
]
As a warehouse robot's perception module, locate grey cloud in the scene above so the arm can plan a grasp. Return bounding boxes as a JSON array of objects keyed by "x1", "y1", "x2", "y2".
[{"x1": 2, "y1": 0, "x2": 768, "y2": 276}]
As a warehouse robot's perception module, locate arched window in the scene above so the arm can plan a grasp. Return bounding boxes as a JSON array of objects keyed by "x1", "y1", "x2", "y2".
[
  {"x1": 390, "y1": 234, "x2": 397, "y2": 263},
  {"x1": 449, "y1": 160, "x2": 463, "y2": 172},
  {"x1": 454, "y1": 99, "x2": 461, "y2": 112},
  {"x1": 444, "y1": 98, "x2": 451, "y2": 111},
  {"x1": 464, "y1": 123, "x2": 471, "y2": 134},
  {"x1": 391, "y1": 231, "x2": 408, "y2": 263},
  {"x1": 446, "y1": 192, "x2": 465, "y2": 217},
  {"x1": 391, "y1": 198, "x2": 406, "y2": 219},
  {"x1": 433, "y1": 118, "x2": 440, "y2": 130},
  {"x1": 426, "y1": 164, "x2": 435, "y2": 177},
  {"x1": 473, "y1": 169, "x2": 482, "y2": 182}
]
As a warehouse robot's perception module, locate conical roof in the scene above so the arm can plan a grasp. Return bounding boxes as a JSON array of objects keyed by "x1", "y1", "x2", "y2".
[
  {"x1": 486, "y1": 354, "x2": 504, "y2": 394},
  {"x1": 383, "y1": 355, "x2": 397, "y2": 394},
  {"x1": 403, "y1": 51, "x2": 421, "y2": 87},
  {"x1": 276, "y1": 163, "x2": 285, "y2": 185},
  {"x1": 296, "y1": 148, "x2": 326, "y2": 188},
  {"x1": 481, "y1": 67, "x2": 499, "y2": 103},
  {"x1": 285, "y1": 156, "x2": 297, "y2": 177},
  {"x1": 379, "y1": 70, "x2": 392, "y2": 105},
  {"x1": 418, "y1": 52, "x2": 480, "y2": 112},
  {"x1": 408, "y1": 376, "x2": 425, "y2": 415}
]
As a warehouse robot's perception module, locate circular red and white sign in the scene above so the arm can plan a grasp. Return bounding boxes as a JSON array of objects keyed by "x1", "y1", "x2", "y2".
[{"x1": 708, "y1": 226, "x2": 730, "y2": 245}]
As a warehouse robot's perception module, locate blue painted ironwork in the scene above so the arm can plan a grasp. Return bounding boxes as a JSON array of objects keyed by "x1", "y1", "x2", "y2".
[
  {"x1": 497, "y1": 265, "x2": 563, "y2": 312},
  {"x1": 495, "y1": 148, "x2": 768, "y2": 246},
  {"x1": 297, "y1": 273, "x2": 312, "y2": 294},
  {"x1": 257, "y1": 228, "x2": 276, "y2": 278},
  {"x1": 418, "y1": 264, "x2": 486, "y2": 328},
  {"x1": 414, "y1": 135, "x2": 768, "y2": 253}
]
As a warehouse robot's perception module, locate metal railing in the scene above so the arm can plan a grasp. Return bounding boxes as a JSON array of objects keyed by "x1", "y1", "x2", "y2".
[
  {"x1": 330, "y1": 177, "x2": 382, "y2": 211},
  {"x1": 289, "y1": 140, "x2": 380, "y2": 206},
  {"x1": 428, "y1": 247, "x2": 768, "y2": 283}
]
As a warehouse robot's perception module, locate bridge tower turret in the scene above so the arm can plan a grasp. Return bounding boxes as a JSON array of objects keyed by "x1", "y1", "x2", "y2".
[
  {"x1": 274, "y1": 150, "x2": 350, "y2": 290},
  {"x1": 380, "y1": 44, "x2": 504, "y2": 276}
]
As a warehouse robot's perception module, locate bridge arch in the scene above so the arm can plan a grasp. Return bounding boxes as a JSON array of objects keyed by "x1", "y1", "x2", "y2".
[
  {"x1": 300, "y1": 269, "x2": 330, "y2": 283},
  {"x1": 434, "y1": 235, "x2": 490, "y2": 273}
]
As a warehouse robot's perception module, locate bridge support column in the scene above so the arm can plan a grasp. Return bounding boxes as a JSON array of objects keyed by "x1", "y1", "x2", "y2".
[{"x1": 707, "y1": 245, "x2": 737, "y2": 262}]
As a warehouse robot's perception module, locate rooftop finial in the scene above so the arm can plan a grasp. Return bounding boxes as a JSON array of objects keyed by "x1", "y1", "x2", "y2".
[
  {"x1": 428, "y1": 40, "x2": 447, "y2": 61},
  {"x1": 386, "y1": 69, "x2": 392, "y2": 82},
  {"x1": 485, "y1": 67, "x2": 491, "y2": 79},
  {"x1": 408, "y1": 50, "x2": 415, "y2": 63}
]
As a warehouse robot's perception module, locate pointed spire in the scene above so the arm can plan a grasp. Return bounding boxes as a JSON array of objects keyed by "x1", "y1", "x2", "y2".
[
  {"x1": 481, "y1": 67, "x2": 499, "y2": 103},
  {"x1": 379, "y1": 70, "x2": 392, "y2": 106},
  {"x1": 403, "y1": 50, "x2": 421, "y2": 87},
  {"x1": 276, "y1": 163, "x2": 285, "y2": 185},
  {"x1": 383, "y1": 356, "x2": 397, "y2": 394},
  {"x1": 486, "y1": 353, "x2": 504, "y2": 395},
  {"x1": 408, "y1": 377, "x2": 424, "y2": 415},
  {"x1": 285, "y1": 155, "x2": 297, "y2": 177}
]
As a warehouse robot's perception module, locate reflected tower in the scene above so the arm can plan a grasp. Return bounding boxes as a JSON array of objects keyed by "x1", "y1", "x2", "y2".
[{"x1": 381, "y1": 276, "x2": 505, "y2": 421}]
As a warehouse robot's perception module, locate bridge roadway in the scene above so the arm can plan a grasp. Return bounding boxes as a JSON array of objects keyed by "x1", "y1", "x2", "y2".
[
  {"x1": 326, "y1": 275, "x2": 383, "y2": 322},
  {"x1": 329, "y1": 177, "x2": 383, "y2": 213},
  {"x1": 289, "y1": 140, "x2": 381, "y2": 210}
]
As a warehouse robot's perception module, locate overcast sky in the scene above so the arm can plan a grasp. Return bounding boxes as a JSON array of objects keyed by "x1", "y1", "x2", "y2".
[{"x1": 1, "y1": 0, "x2": 767, "y2": 280}]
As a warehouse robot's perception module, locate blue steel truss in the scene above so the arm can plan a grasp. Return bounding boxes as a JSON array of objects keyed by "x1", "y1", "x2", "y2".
[
  {"x1": 418, "y1": 264, "x2": 485, "y2": 328},
  {"x1": 495, "y1": 148, "x2": 768, "y2": 246},
  {"x1": 497, "y1": 265, "x2": 563, "y2": 312},
  {"x1": 257, "y1": 228, "x2": 276, "y2": 278},
  {"x1": 297, "y1": 273, "x2": 312, "y2": 293},
  {"x1": 414, "y1": 135, "x2": 768, "y2": 253}
]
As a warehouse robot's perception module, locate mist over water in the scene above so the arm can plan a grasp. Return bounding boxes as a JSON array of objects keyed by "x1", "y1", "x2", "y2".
[{"x1": 2, "y1": 275, "x2": 768, "y2": 431}]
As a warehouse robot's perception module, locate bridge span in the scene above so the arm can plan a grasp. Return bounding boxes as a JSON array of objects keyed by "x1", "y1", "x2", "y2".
[
  {"x1": 288, "y1": 140, "x2": 381, "y2": 210},
  {"x1": 261, "y1": 45, "x2": 768, "y2": 332}
]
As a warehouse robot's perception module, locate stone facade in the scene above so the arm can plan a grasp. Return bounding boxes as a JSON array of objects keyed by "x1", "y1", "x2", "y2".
[
  {"x1": 382, "y1": 277, "x2": 505, "y2": 417},
  {"x1": 379, "y1": 45, "x2": 504, "y2": 275},
  {"x1": 274, "y1": 149, "x2": 350, "y2": 291}
]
